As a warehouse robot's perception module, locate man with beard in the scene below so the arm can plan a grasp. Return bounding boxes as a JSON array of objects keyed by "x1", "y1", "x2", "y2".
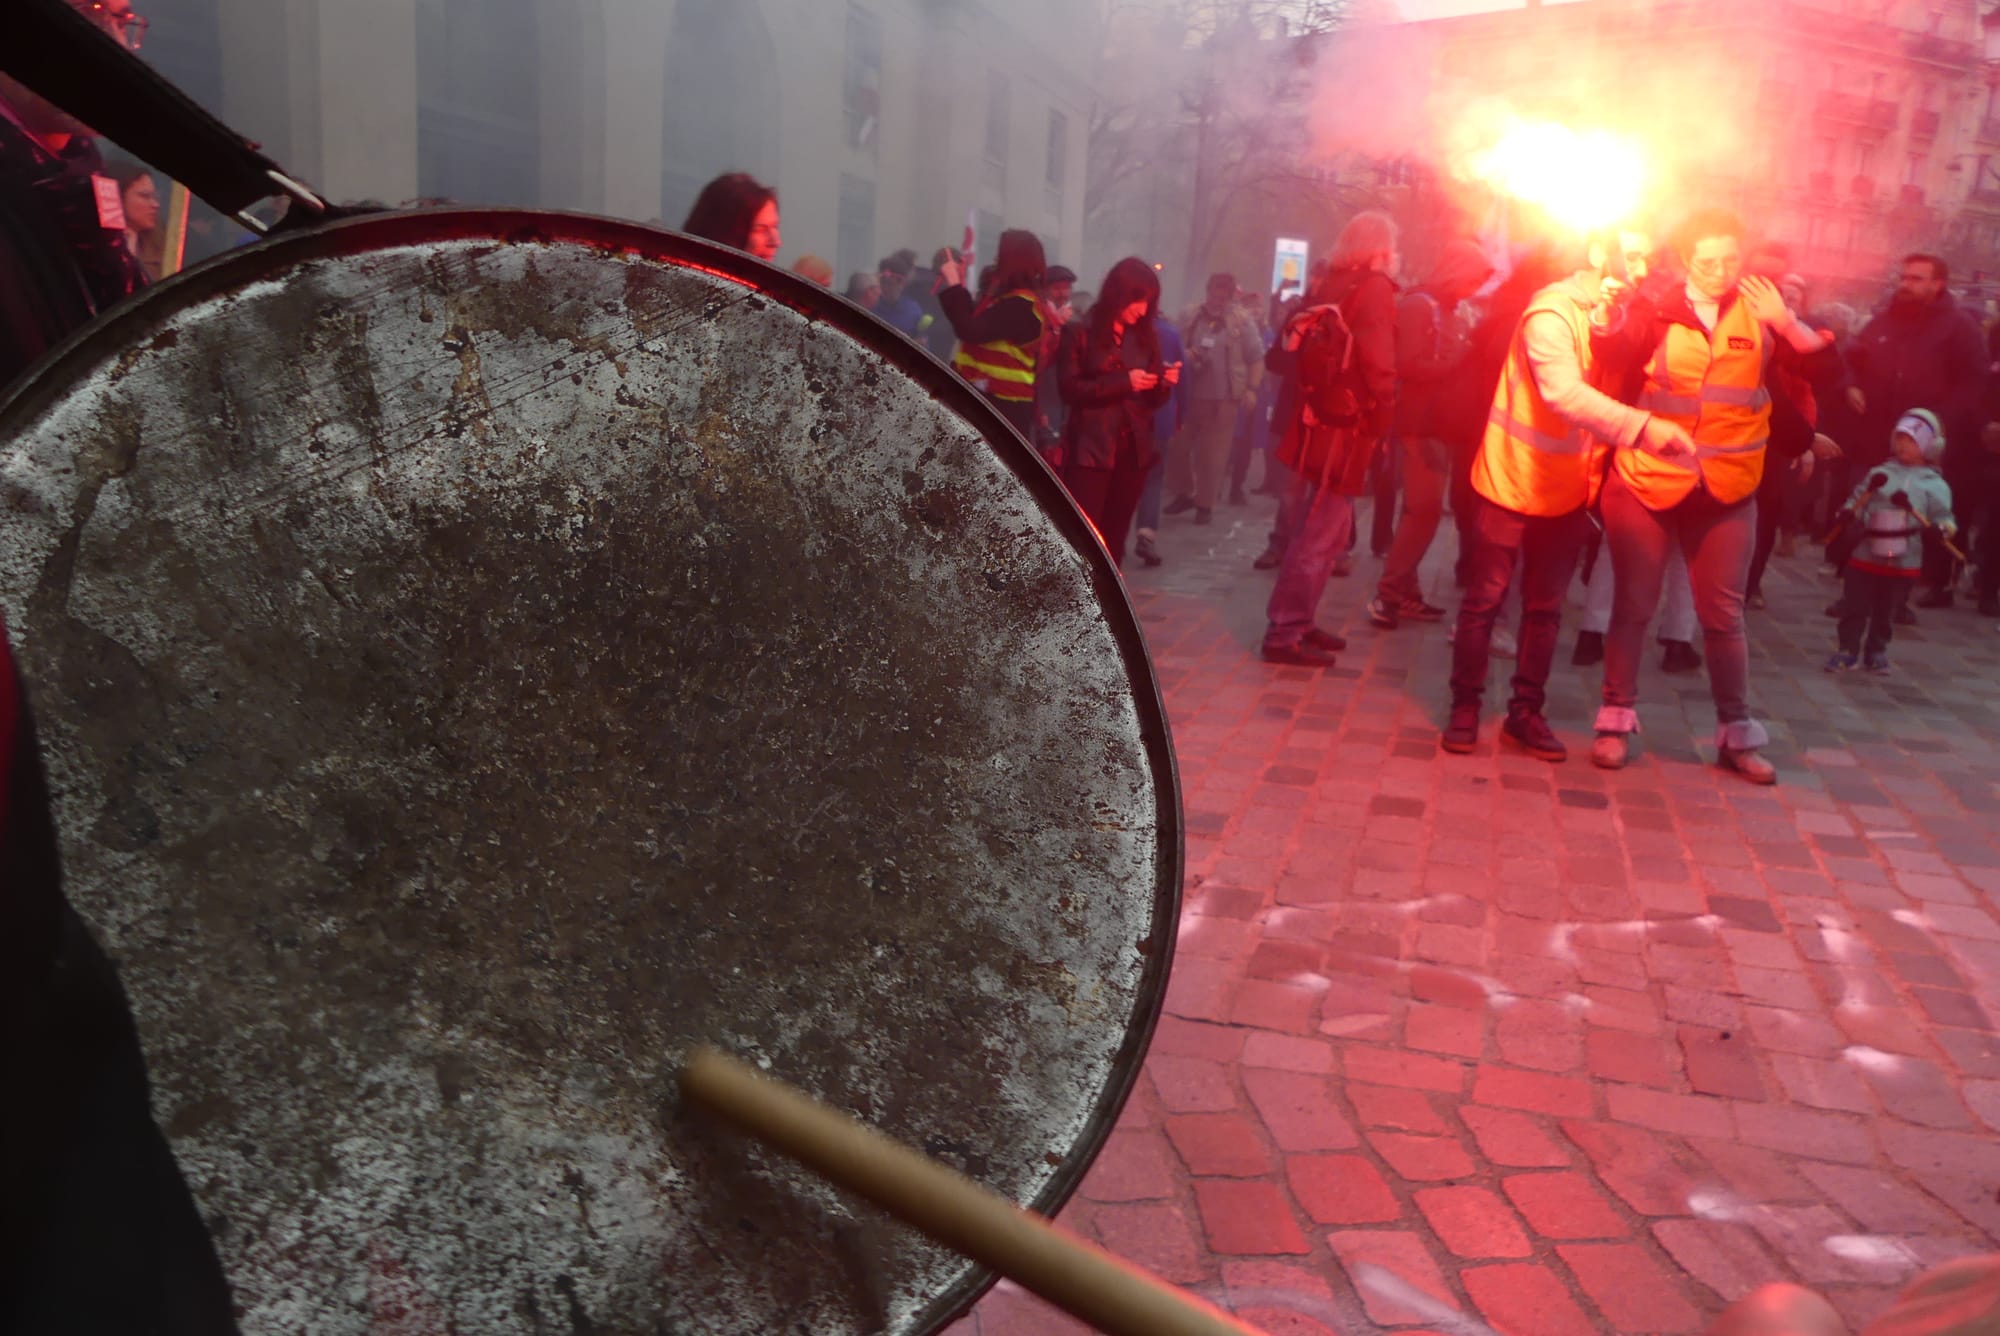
[{"x1": 1843, "y1": 254, "x2": 1985, "y2": 608}]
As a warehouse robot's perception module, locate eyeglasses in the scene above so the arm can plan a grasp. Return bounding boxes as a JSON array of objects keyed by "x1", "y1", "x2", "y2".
[
  {"x1": 1689, "y1": 256, "x2": 1742, "y2": 277},
  {"x1": 70, "y1": 1, "x2": 149, "y2": 50}
]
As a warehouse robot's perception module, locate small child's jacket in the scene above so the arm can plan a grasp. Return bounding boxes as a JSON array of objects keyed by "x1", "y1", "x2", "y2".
[{"x1": 1843, "y1": 461, "x2": 1954, "y2": 575}]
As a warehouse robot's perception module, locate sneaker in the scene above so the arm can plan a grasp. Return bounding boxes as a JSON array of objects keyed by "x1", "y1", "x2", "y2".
[
  {"x1": 1492, "y1": 627, "x2": 1518, "y2": 659},
  {"x1": 1332, "y1": 555, "x2": 1354, "y2": 578},
  {"x1": 1228, "y1": 486, "x2": 1248, "y2": 506},
  {"x1": 1660, "y1": 640, "x2": 1703, "y2": 674},
  {"x1": 1261, "y1": 640, "x2": 1338, "y2": 667},
  {"x1": 1304, "y1": 627, "x2": 1348, "y2": 653},
  {"x1": 1398, "y1": 596, "x2": 1448, "y2": 622},
  {"x1": 1134, "y1": 534, "x2": 1163, "y2": 567},
  {"x1": 1253, "y1": 545, "x2": 1283, "y2": 571},
  {"x1": 1440, "y1": 705, "x2": 1480, "y2": 755},
  {"x1": 1591, "y1": 732, "x2": 1630, "y2": 770},
  {"x1": 1895, "y1": 603, "x2": 1918, "y2": 627},
  {"x1": 1823, "y1": 651, "x2": 1858, "y2": 672},
  {"x1": 1503, "y1": 712, "x2": 1568, "y2": 763},
  {"x1": 1572, "y1": 630, "x2": 1605, "y2": 667},
  {"x1": 1720, "y1": 746, "x2": 1778, "y2": 785},
  {"x1": 1864, "y1": 653, "x2": 1891, "y2": 674},
  {"x1": 1916, "y1": 587, "x2": 1954, "y2": 609},
  {"x1": 1165, "y1": 495, "x2": 1197, "y2": 516},
  {"x1": 1367, "y1": 596, "x2": 1401, "y2": 629}
]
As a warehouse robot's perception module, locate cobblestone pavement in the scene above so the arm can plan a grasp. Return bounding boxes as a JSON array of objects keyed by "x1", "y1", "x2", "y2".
[{"x1": 945, "y1": 494, "x2": 2000, "y2": 1335}]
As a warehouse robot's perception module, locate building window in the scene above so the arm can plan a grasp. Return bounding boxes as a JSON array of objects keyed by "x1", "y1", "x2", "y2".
[
  {"x1": 844, "y1": 5, "x2": 882, "y2": 154},
  {"x1": 416, "y1": 0, "x2": 541, "y2": 206},
  {"x1": 983, "y1": 72, "x2": 1010, "y2": 194},
  {"x1": 1046, "y1": 109, "x2": 1068, "y2": 191},
  {"x1": 975, "y1": 208, "x2": 1004, "y2": 277},
  {"x1": 838, "y1": 174, "x2": 876, "y2": 293}
]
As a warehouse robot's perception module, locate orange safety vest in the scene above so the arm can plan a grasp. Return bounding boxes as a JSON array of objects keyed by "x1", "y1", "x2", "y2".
[
  {"x1": 951, "y1": 290, "x2": 1044, "y2": 404},
  {"x1": 1471, "y1": 280, "x2": 1610, "y2": 518},
  {"x1": 1615, "y1": 295, "x2": 1772, "y2": 507}
]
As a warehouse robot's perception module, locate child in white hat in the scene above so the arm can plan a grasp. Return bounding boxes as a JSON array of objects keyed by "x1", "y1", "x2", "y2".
[{"x1": 1826, "y1": 408, "x2": 1956, "y2": 674}]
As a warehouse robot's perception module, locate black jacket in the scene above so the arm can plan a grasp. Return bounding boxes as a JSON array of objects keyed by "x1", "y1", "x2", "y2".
[
  {"x1": 1056, "y1": 317, "x2": 1171, "y2": 470},
  {"x1": 1847, "y1": 293, "x2": 1986, "y2": 468}
]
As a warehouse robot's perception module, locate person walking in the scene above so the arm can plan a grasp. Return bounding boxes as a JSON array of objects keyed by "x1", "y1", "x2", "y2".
[
  {"x1": 1371, "y1": 239, "x2": 1494, "y2": 629},
  {"x1": 1165, "y1": 273, "x2": 1265, "y2": 525},
  {"x1": 1260, "y1": 213, "x2": 1400, "y2": 667},
  {"x1": 1443, "y1": 230, "x2": 1690, "y2": 760},
  {"x1": 1056, "y1": 257, "x2": 1179, "y2": 568},
  {"x1": 1133, "y1": 310, "x2": 1190, "y2": 567},
  {"x1": 1589, "y1": 208, "x2": 1839, "y2": 784}
]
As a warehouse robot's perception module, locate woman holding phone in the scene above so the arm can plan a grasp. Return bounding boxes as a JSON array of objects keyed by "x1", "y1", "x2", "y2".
[{"x1": 1055, "y1": 257, "x2": 1180, "y2": 569}]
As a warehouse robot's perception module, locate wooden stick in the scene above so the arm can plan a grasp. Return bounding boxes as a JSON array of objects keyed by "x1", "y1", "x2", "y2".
[{"x1": 679, "y1": 1048, "x2": 1264, "y2": 1336}]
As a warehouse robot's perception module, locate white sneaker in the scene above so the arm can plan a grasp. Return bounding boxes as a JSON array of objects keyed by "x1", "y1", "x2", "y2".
[{"x1": 1492, "y1": 627, "x2": 1518, "y2": 659}]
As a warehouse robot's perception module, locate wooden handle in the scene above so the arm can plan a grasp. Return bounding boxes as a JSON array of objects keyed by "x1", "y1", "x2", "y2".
[{"x1": 679, "y1": 1048, "x2": 1263, "y2": 1336}]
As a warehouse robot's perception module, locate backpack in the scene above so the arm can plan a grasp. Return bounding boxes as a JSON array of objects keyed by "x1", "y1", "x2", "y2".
[{"x1": 1292, "y1": 300, "x2": 1362, "y2": 427}]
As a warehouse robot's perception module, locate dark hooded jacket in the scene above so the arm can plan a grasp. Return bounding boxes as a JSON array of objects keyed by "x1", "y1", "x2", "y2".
[
  {"x1": 1393, "y1": 239, "x2": 1493, "y2": 443},
  {"x1": 1845, "y1": 291, "x2": 1986, "y2": 470}
]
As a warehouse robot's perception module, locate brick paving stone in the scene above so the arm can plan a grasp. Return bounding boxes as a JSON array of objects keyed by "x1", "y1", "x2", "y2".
[
  {"x1": 1341, "y1": 1045, "x2": 1469, "y2": 1093},
  {"x1": 1748, "y1": 1203, "x2": 1876, "y2": 1286},
  {"x1": 1680, "y1": 1027, "x2": 1770, "y2": 1100},
  {"x1": 1194, "y1": 1180, "x2": 1311, "y2": 1255},
  {"x1": 1744, "y1": 1004, "x2": 1849, "y2": 1058},
  {"x1": 1495, "y1": 998, "x2": 1586, "y2": 1072},
  {"x1": 1241, "y1": 1031, "x2": 1337, "y2": 1074},
  {"x1": 1587, "y1": 1030, "x2": 1683, "y2": 1087},
  {"x1": 1856, "y1": 1053, "x2": 1976, "y2": 1130},
  {"x1": 1242, "y1": 1068, "x2": 1358, "y2": 1152},
  {"x1": 1463, "y1": 1105, "x2": 1571, "y2": 1167},
  {"x1": 1461, "y1": 1262, "x2": 1600, "y2": 1336},
  {"x1": 1797, "y1": 1162, "x2": 1964, "y2": 1234},
  {"x1": 1367, "y1": 1130, "x2": 1478, "y2": 1182},
  {"x1": 1325, "y1": 1229, "x2": 1463, "y2": 1327},
  {"x1": 1077, "y1": 1127, "x2": 1179, "y2": 1202},
  {"x1": 1404, "y1": 1001, "x2": 1486, "y2": 1058},
  {"x1": 1147, "y1": 1055, "x2": 1239, "y2": 1114},
  {"x1": 1230, "y1": 979, "x2": 1322, "y2": 1033},
  {"x1": 1606, "y1": 1085, "x2": 1736, "y2": 1140},
  {"x1": 1090, "y1": 1201, "x2": 1207, "y2": 1284},
  {"x1": 1416, "y1": 1185, "x2": 1534, "y2": 1258},
  {"x1": 1561, "y1": 1120, "x2": 1700, "y2": 1216},
  {"x1": 1347, "y1": 1083, "x2": 1448, "y2": 1133},
  {"x1": 1286, "y1": 1154, "x2": 1403, "y2": 1225},
  {"x1": 1769, "y1": 1053, "x2": 1878, "y2": 1115},
  {"x1": 1559, "y1": 1242, "x2": 1706, "y2": 1333},
  {"x1": 1651, "y1": 1219, "x2": 1788, "y2": 1303},
  {"x1": 1148, "y1": 1016, "x2": 1248, "y2": 1061},
  {"x1": 1733, "y1": 1102, "x2": 1876, "y2": 1165},
  {"x1": 1503, "y1": 1170, "x2": 1633, "y2": 1240},
  {"x1": 1472, "y1": 1065, "x2": 1596, "y2": 1117},
  {"x1": 960, "y1": 1280, "x2": 1096, "y2": 1335},
  {"x1": 1164, "y1": 1113, "x2": 1273, "y2": 1178}
]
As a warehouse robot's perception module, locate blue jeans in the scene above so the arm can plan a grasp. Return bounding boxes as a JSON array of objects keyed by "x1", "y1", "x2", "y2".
[
  {"x1": 1264, "y1": 479, "x2": 1355, "y2": 648},
  {"x1": 1449, "y1": 498, "x2": 1590, "y2": 716}
]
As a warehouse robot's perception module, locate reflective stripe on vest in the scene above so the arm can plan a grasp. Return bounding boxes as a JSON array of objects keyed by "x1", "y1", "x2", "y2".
[
  {"x1": 1617, "y1": 297, "x2": 1772, "y2": 507},
  {"x1": 1470, "y1": 281, "x2": 1609, "y2": 518},
  {"x1": 951, "y1": 290, "x2": 1042, "y2": 403}
]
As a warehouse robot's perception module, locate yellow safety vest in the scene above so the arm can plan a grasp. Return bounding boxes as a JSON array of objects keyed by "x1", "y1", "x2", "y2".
[
  {"x1": 951, "y1": 290, "x2": 1043, "y2": 404},
  {"x1": 1616, "y1": 295, "x2": 1772, "y2": 507},
  {"x1": 1471, "y1": 281, "x2": 1609, "y2": 518}
]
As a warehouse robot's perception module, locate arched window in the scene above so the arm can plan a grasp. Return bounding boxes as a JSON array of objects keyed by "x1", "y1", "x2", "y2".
[
  {"x1": 416, "y1": 0, "x2": 541, "y2": 206},
  {"x1": 661, "y1": 0, "x2": 780, "y2": 227}
]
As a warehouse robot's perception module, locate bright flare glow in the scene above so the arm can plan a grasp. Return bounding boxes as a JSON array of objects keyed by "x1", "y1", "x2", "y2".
[{"x1": 1469, "y1": 121, "x2": 1647, "y2": 234}]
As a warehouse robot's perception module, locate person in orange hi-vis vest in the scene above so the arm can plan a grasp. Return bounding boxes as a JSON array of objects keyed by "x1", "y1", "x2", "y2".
[
  {"x1": 1587, "y1": 208, "x2": 1842, "y2": 784},
  {"x1": 1442, "y1": 229, "x2": 1692, "y2": 762}
]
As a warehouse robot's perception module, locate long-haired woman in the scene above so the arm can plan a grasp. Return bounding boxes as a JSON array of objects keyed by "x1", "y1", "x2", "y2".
[
  {"x1": 1055, "y1": 257, "x2": 1180, "y2": 568},
  {"x1": 938, "y1": 229, "x2": 1048, "y2": 443},
  {"x1": 681, "y1": 173, "x2": 781, "y2": 262}
]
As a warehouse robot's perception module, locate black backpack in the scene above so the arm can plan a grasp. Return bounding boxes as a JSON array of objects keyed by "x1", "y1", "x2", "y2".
[{"x1": 1292, "y1": 299, "x2": 1362, "y2": 427}]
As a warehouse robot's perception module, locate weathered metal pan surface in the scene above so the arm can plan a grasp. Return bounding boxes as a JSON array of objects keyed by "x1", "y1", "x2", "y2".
[{"x1": 0, "y1": 211, "x2": 1180, "y2": 1335}]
